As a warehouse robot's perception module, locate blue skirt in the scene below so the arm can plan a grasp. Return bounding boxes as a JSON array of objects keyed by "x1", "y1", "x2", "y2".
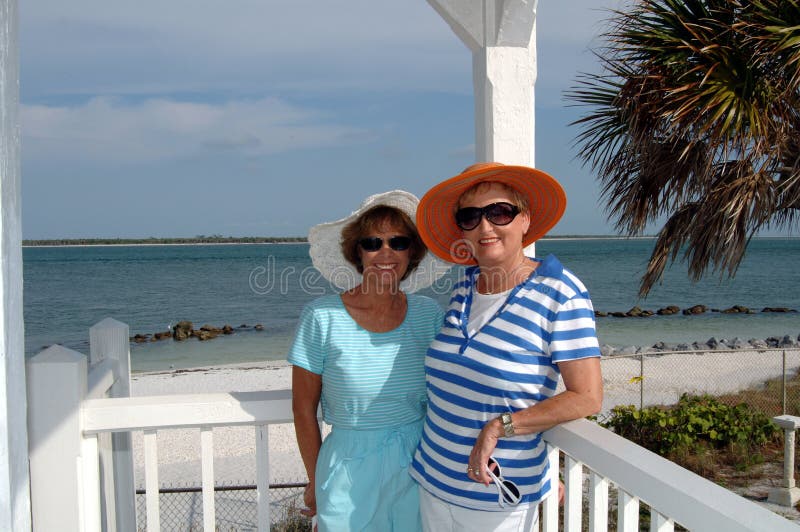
[{"x1": 315, "y1": 420, "x2": 424, "y2": 532}]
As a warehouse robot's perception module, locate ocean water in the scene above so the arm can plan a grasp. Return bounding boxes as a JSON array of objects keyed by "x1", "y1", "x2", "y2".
[{"x1": 23, "y1": 238, "x2": 800, "y2": 372}]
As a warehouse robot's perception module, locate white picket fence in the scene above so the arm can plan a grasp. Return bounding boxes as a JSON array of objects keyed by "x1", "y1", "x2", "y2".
[{"x1": 27, "y1": 319, "x2": 799, "y2": 531}]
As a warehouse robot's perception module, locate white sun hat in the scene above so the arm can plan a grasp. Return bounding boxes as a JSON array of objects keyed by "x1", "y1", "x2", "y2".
[{"x1": 308, "y1": 190, "x2": 451, "y2": 293}]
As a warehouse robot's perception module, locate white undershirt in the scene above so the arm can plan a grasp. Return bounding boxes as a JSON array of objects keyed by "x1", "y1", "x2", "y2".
[{"x1": 467, "y1": 289, "x2": 512, "y2": 337}]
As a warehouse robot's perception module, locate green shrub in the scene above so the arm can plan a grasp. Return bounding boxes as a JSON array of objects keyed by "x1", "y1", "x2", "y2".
[{"x1": 600, "y1": 393, "x2": 778, "y2": 457}]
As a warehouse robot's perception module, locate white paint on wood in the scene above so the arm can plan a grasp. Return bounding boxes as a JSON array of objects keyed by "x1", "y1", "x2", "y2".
[
  {"x1": 0, "y1": 0, "x2": 30, "y2": 528},
  {"x1": 256, "y1": 424, "x2": 270, "y2": 531},
  {"x1": 90, "y1": 318, "x2": 135, "y2": 531},
  {"x1": 83, "y1": 390, "x2": 294, "y2": 433},
  {"x1": 27, "y1": 346, "x2": 87, "y2": 531},
  {"x1": 201, "y1": 427, "x2": 215, "y2": 531},
  {"x1": 589, "y1": 472, "x2": 608, "y2": 531},
  {"x1": 618, "y1": 490, "x2": 639, "y2": 532},
  {"x1": 144, "y1": 430, "x2": 160, "y2": 532},
  {"x1": 81, "y1": 434, "x2": 102, "y2": 532},
  {"x1": 540, "y1": 444, "x2": 559, "y2": 532},
  {"x1": 564, "y1": 455, "x2": 583, "y2": 532},
  {"x1": 545, "y1": 419, "x2": 799, "y2": 531},
  {"x1": 651, "y1": 511, "x2": 674, "y2": 532}
]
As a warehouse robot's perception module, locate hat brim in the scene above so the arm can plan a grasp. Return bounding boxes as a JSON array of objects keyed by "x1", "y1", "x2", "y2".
[
  {"x1": 416, "y1": 164, "x2": 566, "y2": 264},
  {"x1": 308, "y1": 190, "x2": 451, "y2": 293}
]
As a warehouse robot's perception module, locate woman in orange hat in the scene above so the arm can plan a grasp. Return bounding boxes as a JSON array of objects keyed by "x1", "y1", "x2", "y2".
[{"x1": 409, "y1": 163, "x2": 603, "y2": 531}]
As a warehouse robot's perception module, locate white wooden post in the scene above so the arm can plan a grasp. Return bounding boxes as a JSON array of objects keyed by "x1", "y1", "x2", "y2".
[
  {"x1": 90, "y1": 318, "x2": 135, "y2": 532},
  {"x1": 0, "y1": 1, "x2": 31, "y2": 530},
  {"x1": 27, "y1": 346, "x2": 91, "y2": 531},
  {"x1": 768, "y1": 415, "x2": 800, "y2": 507},
  {"x1": 428, "y1": 0, "x2": 540, "y2": 253},
  {"x1": 540, "y1": 445, "x2": 559, "y2": 532}
]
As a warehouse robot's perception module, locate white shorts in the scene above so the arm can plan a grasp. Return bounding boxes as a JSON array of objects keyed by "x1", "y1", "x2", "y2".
[{"x1": 419, "y1": 486, "x2": 539, "y2": 532}]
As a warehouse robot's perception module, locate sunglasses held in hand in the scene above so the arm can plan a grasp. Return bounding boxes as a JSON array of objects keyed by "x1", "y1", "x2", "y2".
[
  {"x1": 358, "y1": 236, "x2": 412, "y2": 252},
  {"x1": 455, "y1": 202, "x2": 521, "y2": 231},
  {"x1": 486, "y1": 457, "x2": 521, "y2": 508}
]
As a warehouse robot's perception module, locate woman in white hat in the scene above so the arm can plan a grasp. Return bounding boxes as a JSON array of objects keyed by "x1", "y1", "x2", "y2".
[
  {"x1": 410, "y1": 163, "x2": 603, "y2": 531},
  {"x1": 288, "y1": 190, "x2": 447, "y2": 531}
]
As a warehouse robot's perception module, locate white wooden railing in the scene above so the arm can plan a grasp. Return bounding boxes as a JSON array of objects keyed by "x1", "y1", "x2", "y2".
[{"x1": 27, "y1": 319, "x2": 800, "y2": 531}]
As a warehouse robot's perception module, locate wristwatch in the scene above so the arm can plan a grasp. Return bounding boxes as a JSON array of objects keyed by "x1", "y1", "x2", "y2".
[{"x1": 500, "y1": 412, "x2": 515, "y2": 437}]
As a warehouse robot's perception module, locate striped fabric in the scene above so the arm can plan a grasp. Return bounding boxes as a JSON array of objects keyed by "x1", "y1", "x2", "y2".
[
  {"x1": 288, "y1": 293, "x2": 444, "y2": 430},
  {"x1": 410, "y1": 254, "x2": 601, "y2": 511}
]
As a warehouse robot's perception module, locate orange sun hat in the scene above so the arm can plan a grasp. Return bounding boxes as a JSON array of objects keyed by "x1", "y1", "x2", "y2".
[{"x1": 416, "y1": 162, "x2": 567, "y2": 265}]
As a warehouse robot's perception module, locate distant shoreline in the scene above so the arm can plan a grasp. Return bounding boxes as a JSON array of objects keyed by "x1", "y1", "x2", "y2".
[
  {"x1": 22, "y1": 236, "x2": 308, "y2": 247},
  {"x1": 22, "y1": 234, "x2": 798, "y2": 247}
]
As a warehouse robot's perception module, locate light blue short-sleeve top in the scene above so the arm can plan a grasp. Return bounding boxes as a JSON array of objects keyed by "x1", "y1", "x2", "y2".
[{"x1": 288, "y1": 293, "x2": 444, "y2": 430}]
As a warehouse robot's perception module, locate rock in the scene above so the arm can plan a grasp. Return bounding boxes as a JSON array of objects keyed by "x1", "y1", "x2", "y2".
[
  {"x1": 194, "y1": 329, "x2": 219, "y2": 341},
  {"x1": 594, "y1": 311, "x2": 608, "y2": 317},
  {"x1": 652, "y1": 341, "x2": 667, "y2": 350},
  {"x1": 706, "y1": 337, "x2": 719, "y2": 349},
  {"x1": 721, "y1": 305, "x2": 751, "y2": 314},
  {"x1": 766, "y1": 336, "x2": 780, "y2": 348},
  {"x1": 656, "y1": 305, "x2": 680, "y2": 316},
  {"x1": 600, "y1": 344, "x2": 616, "y2": 357},
  {"x1": 619, "y1": 345, "x2": 638, "y2": 355},
  {"x1": 780, "y1": 335, "x2": 796, "y2": 348},
  {"x1": 626, "y1": 306, "x2": 643, "y2": 317},
  {"x1": 239, "y1": 324, "x2": 248, "y2": 328},
  {"x1": 762, "y1": 307, "x2": 796, "y2": 313},
  {"x1": 200, "y1": 324, "x2": 222, "y2": 333},
  {"x1": 132, "y1": 334, "x2": 150, "y2": 343},
  {"x1": 750, "y1": 338, "x2": 768, "y2": 349},
  {"x1": 153, "y1": 331, "x2": 172, "y2": 341},
  {"x1": 610, "y1": 312, "x2": 627, "y2": 318},
  {"x1": 676, "y1": 343, "x2": 691, "y2": 351},
  {"x1": 222, "y1": 325, "x2": 234, "y2": 334},
  {"x1": 173, "y1": 321, "x2": 193, "y2": 341},
  {"x1": 254, "y1": 324, "x2": 264, "y2": 331},
  {"x1": 728, "y1": 337, "x2": 747, "y2": 349},
  {"x1": 682, "y1": 304, "x2": 707, "y2": 315}
]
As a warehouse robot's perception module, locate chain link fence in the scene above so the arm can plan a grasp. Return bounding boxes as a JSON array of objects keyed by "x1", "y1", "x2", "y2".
[
  {"x1": 134, "y1": 481, "x2": 311, "y2": 531},
  {"x1": 599, "y1": 347, "x2": 800, "y2": 416}
]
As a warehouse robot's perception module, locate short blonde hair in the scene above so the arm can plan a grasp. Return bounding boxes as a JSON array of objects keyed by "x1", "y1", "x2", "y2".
[{"x1": 456, "y1": 181, "x2": 530, "y2": 215}]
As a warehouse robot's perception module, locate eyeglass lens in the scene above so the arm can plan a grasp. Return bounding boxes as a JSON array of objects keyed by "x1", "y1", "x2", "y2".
[
  {"x1": 358, "y1": 236, "x2": 412, "y2": 252},
  {"x1": 486, "y1": 457, "x2": 521, "y2": 507},
  {"x1": 455, "y1": 202, "x2": 520, "y2": 231}
]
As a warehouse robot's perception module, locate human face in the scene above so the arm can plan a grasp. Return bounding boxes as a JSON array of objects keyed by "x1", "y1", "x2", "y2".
[
  {"x1": 457, "y1": 183, "x2": 530, "y2": 267},
  {"x1": 358, "y1": 222, "x2": 412, "y2": 290}
]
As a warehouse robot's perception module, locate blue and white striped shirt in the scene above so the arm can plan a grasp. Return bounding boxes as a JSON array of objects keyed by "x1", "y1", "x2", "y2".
[
  {"x1": 410, "y1": 254, "x2": 601, "y2": 510},
  {"x1": 288, "y1": 293, "x2": 444, "y2": 430}
]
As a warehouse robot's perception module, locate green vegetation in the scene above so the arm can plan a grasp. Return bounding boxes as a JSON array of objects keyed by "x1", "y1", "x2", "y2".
[{"x1": 600, "y1": 394, "x2": 780, "y2": 479}]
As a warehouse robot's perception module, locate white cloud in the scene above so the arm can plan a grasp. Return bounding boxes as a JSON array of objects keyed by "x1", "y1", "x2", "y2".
[{"x1": 22, "y1": 97, "x2": 370, "y2": 163}]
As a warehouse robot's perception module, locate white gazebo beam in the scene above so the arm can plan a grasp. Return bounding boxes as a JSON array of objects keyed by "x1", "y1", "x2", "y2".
[
  {"x1": 0, "y1": 0, "x2": 31, "y2": 530},
  {"x1": 428, "y1": 0, "x2": 539, "y2": 166}
]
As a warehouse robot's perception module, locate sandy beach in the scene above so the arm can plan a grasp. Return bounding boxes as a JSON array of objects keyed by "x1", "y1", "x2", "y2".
[{"x1": 130, "y1": 348, "x2": 800, "y2": 489}]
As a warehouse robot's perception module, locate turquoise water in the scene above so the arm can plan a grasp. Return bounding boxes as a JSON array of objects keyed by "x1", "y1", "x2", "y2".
[{"x1": 23, "y1": 238, "x2": 800, "y2": 372}]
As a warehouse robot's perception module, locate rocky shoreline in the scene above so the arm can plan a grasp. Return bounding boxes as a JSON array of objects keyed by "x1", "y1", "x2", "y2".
[
  {"x1": 595, "y1": 304, "x2": 797, "y2": 318},
  {"x1": 601, "y1": 333, "x2": 800, "y2": 357},
  {"x1": 131, "y1": 320, "x2": 265, "y2": 343}
]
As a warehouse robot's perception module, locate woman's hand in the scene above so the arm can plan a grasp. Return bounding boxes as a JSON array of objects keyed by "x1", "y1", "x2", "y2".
[
  {"x1": 467, "y1": 417, "x2": 504, "y2": 485},
  {"x1": 301, "y1": 482, "x2": 317, "y2": 517}
]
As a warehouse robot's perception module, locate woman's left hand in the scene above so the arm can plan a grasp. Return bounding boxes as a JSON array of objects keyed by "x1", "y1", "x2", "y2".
[{"x1": 466, "y1": 417, "x2": 503, "y2": 485}]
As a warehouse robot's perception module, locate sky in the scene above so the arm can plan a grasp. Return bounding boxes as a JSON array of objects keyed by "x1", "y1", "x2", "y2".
[{"x1": 19, "y1": 0, "x2": 629, "y2": 239}]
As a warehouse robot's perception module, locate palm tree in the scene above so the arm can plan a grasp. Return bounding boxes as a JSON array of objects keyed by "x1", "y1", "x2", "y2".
[{"x1": 567, "y1": 0, "x2": 800, "y2": 296}]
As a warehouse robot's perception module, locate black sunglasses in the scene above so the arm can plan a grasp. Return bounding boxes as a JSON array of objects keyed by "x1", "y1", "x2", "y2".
[
  {"x1": 358, "y1": 236, "x2": 412, "y2": 252},
  {"x1": 455, "y1": 202, "x2": 521, "y2": 231}
]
